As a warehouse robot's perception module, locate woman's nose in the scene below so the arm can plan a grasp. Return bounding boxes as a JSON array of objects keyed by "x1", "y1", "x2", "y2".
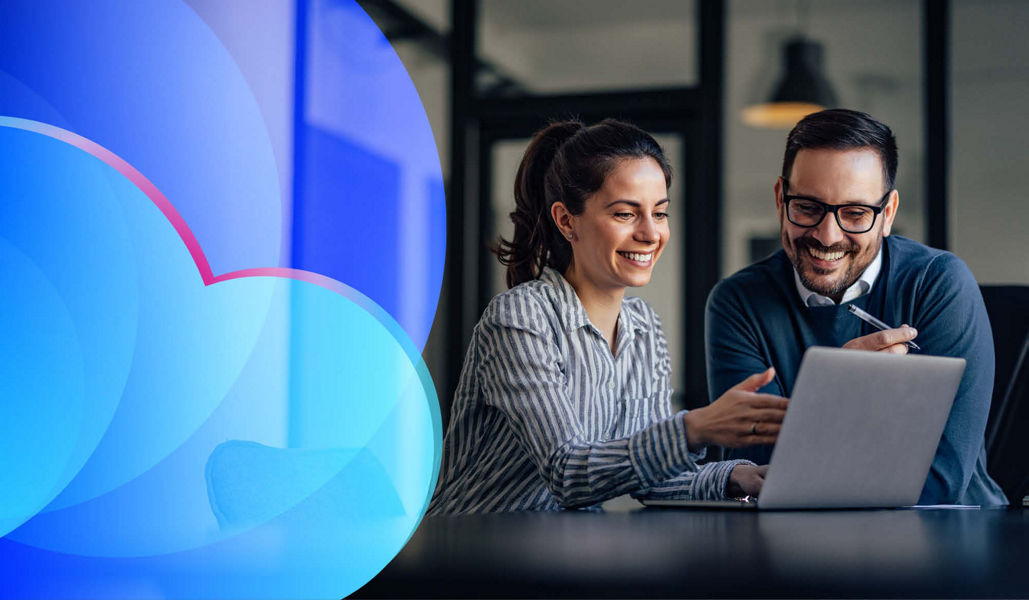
[{"x1": 636, "y1": 216, "x2": 660, "y2": 243}]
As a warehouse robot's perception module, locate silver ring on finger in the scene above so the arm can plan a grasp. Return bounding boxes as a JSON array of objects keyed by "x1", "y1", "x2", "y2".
[{"x1": 750, "y1": 422, "x2": 758, "y2": 435}]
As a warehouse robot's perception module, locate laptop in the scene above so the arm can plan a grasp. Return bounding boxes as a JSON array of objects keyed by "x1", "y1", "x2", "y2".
[{"x1": 642, "y1": 346, "x2": 966, "y2": 510}]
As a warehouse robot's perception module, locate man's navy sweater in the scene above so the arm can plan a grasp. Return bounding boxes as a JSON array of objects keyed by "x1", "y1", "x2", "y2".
[{"x1": 705, "y1": 235, "x2": 1007, "y2": 505}]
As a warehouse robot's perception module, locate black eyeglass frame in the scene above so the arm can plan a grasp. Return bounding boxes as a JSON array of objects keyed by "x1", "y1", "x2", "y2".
[{"x1": 781, "y1": 179, "x2": 893, "y2": 234}]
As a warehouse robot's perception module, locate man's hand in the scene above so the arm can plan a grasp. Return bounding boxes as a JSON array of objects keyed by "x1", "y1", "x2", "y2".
[
  {"x1": 726, "y1": 464, "x2": 768, "y2": 498},
  {"x1": 843, "y1": 325, "x2": 918, "y2": 354},
  {"x1": 683, "y1": 368, "x2": 788, "y2": 451}
]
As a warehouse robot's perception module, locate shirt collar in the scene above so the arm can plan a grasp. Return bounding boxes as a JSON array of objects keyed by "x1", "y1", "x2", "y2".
[
  {"x1": 540, "y1": 267, "x2": 590, "y2": 331},
  {"x1": 539, "y1": 267, "x2": 649, "y2": 336},
  {"x1": 621, "y1": 301, "x2": 649, "y2": 335},
  {"x1": 793, "y1": 245, "x2": 883, "y2": 307}
]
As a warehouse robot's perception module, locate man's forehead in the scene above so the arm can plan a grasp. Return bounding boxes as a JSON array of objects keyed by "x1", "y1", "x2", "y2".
[{"x1": 788, "y1": 148, "x2": 886, "y2": 193}]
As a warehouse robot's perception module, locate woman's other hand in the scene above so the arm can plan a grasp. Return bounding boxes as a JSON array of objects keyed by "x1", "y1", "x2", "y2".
[
  {"x1": 726, "y1": 464, "x2": 768, "y2": 498},
  {"x1": 682, "y1": 368, "x2": 787, "y2": 451}
]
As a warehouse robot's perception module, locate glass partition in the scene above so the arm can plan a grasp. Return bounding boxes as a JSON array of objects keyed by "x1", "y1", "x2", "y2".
[{"x1": 950, "y1": 0, "x2": 1029, "y2": 284}]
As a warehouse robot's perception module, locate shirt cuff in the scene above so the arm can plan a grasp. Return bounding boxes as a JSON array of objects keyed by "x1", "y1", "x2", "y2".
[
  {"x1": 678, "y1": 408, "x2": 708, "y2": 463},
  {"x1": 627, "y1": 410, "x2": 698, "y2": 489},
  {"x1": 711, "y1": 459, "x2": 756, "y2": 500}
]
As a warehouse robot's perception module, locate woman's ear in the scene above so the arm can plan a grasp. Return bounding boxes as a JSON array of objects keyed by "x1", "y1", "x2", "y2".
[{"x1": 551, "y1": 202, "x2": 575, "y2": 241}]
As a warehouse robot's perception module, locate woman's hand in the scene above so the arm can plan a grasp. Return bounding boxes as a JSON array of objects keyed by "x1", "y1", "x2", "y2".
[
  {"x1": 726, "y1": 464, "x2": 768, "y2": 498},
  {"x1": 682, "y1": 367, "x2": 788, "y2": 451}
]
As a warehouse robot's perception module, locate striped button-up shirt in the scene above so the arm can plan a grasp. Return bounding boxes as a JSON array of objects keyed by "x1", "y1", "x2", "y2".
[{"x1": 428, "y1": 267, "x2": 746, "y2": 514}]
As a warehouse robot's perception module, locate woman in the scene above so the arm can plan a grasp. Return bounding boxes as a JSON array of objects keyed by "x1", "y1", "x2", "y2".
[{"x1": 429, "y1": 119, "x2": 787, "y2": 515}]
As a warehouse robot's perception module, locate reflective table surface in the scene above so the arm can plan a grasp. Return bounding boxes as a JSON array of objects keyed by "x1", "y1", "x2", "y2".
[{"x1": 356, "y1": 507, "x2": 1029, "y2": 598}]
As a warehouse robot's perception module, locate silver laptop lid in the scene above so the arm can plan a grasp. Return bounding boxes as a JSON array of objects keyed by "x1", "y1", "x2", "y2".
[{"x1": 758, "y1": 347, "x2": 965, "y2": 509}]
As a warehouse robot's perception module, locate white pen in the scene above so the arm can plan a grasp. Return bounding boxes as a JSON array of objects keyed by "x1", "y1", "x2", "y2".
[{"x1": 846, "y1": 304, "x2": 921, "y2": 351}]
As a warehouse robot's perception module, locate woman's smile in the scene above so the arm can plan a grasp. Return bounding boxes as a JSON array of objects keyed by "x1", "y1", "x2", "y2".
[{"x1": 617, "y1": 250, "x2": 654, "y2": 266}]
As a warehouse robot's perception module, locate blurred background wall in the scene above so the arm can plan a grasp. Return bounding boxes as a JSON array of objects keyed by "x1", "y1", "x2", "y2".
[{"x1": 356, "y1": 0, "x2": 1029, "y2": 423}]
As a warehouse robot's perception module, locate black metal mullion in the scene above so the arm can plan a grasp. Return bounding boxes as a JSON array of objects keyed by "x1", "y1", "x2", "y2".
[
  {"x1": 358, "y1": 0, "x2": 523, "y2": 93},
  {"x1": 442, "y1": 0, "x2": 477, "y2": 425},
  {"x1": 471, "y1": 87, "x2": 702, "y2": 124},
  {"x1": 925, "y1": 0, "x2": 949, "y2": 250},
  {"x1": 683, "y1": 0, "x2": 725, "y2": 410},
  {"x1": 477, "y1": 130, "x2": 496, "y2": 313}
]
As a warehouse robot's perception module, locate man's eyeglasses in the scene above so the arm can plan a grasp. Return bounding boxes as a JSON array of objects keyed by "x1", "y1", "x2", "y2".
[{"x1": 781, "y1": 179, "x2": 892, "y2": 234}]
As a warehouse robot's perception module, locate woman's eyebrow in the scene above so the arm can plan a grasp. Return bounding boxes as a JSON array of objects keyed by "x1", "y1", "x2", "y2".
[{"x1": 604, "y1": 198, "x2": 670, "y2": 208}]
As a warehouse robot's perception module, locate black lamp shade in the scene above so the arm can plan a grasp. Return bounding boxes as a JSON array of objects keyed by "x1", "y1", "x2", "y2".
[
  {"x1": 742, "y1": 36, "x2": 839, "y2": 128},
  {"x1": 771, "y1": 37, "x2": 838, "y2": 107}
]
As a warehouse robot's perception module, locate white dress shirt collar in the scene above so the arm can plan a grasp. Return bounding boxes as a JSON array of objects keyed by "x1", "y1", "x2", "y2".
[{"x1": 793, "y1": 245, "x2": 883, "y2": 307}]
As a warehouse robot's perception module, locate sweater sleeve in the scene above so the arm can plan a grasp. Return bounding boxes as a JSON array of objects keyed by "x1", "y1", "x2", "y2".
[
  {"x1": 476, "y1": 293, "x2": 705, "y2": 509},
  {"x1": 912, "y1": 253, "x2": 995, "y2": 503},
  {"x1": 705, "y1": 278, "x2": 777, "y2": 464}
]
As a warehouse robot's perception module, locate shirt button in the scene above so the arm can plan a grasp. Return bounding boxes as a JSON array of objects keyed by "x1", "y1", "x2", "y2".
[{"x1": 607, "y1": 380, "x2": 615, "y2": 390}]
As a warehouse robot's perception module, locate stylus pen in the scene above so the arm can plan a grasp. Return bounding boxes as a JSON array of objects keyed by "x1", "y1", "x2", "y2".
[{"x1": 847, "y1": 304, "x2": 921, "y2": 351}]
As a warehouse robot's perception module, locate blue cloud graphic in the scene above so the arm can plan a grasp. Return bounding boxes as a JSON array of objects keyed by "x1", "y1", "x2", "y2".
[
  {"x1": 0, "y1": 0, "x2": 447, "y2": 350},
  {"x1": 0, "y1": 122, "x2": 440, "y2": 598}
]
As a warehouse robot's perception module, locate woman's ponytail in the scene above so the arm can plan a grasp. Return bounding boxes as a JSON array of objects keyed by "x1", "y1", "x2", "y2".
[{"x1": 494, "y1": 120, "x2": 583, "y2": 288}]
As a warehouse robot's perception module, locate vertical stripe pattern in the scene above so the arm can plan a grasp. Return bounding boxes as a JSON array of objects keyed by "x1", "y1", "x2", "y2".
[{"x1": 429, "y1": 268, "x2": 749, "y2": 514}]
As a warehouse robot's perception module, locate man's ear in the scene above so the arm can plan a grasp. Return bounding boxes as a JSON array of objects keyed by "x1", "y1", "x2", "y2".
[
  {"x1": 882, "y1": 190, "x2": 900, "y2": 237},
  {"x1": 774, "y1": 177, "x2": 785, "y2": 221}
]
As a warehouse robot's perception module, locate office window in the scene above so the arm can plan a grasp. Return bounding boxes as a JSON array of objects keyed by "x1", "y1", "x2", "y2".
[
  {"x1": 476, "y1": 0, "x2": 697, "y2": 95},
  {"x1": 950, "y1": 0, "x2": 1029, "y2": 285}
]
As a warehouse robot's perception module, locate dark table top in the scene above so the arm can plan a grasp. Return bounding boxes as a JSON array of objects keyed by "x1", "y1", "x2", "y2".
[{"x1": 355, "y1": 506, "x2": 1029, "y2": 598}]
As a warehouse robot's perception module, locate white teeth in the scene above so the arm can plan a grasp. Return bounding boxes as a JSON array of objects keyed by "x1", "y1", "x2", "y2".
[
  {"x1": 808, "y1": 247, "x2": 845, "y2": 261},
  {"x1": 619, "y1": 251, "x2": 653, "y2": 262}
]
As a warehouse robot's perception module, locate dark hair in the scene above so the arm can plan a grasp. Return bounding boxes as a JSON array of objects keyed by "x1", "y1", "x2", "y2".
[
  {"x1": 493, "y1": 118, "x2": 671, "y2": 288},
  {"x1": 781, "y1": 108, "x2": 898, "y2": 192}
]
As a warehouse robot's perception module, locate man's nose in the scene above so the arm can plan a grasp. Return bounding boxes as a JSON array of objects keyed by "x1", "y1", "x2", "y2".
[{"x1": 811, "y1": 211, "x2": 847, "y2": 246}]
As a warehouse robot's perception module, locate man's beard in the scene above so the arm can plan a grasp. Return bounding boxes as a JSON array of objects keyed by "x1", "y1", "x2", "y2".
[{"x1": 786, "y1": 233, "x2": 880, "y2": 300}]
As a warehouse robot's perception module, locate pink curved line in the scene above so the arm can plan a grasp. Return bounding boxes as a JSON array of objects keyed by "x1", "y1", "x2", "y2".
[
  {"x1": 2, "y1": 116, "x2": 226, "y2": 285},
  {"x1": 0, "y1": 116, "x2": 365, "y2": 302},
  {"x1": 0, "y1": 115, "x2": 426, "y2": 364}
]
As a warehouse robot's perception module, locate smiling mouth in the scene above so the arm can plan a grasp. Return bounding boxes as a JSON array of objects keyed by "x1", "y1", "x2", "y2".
[
  {"x1": 617, "y1": 251, "x2": 653, "y2": 264},
  {"x1": 806, "y1": 246, "x2": 846, "y2": 262}
]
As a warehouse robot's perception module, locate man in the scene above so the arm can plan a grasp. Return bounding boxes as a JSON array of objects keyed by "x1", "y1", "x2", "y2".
[{"x1": 706, "y1": 109, "x2": 1007, "y2": 505}]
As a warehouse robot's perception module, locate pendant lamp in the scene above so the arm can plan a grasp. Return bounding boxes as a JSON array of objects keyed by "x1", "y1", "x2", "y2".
[{"x1": 742, "y1": 36, "x2": 839, "y2": 129}]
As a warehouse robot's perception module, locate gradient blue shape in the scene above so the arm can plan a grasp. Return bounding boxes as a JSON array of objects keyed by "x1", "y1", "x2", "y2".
[
  {"x1": 295, "y1": 0, "x2": 446, "y2": 349},
  {"x1": 0, "y1": 127, "x2": 138, "y2": 536},
  {"x1": 0, "y1": 0, "x2": 448, "y2": 595},
  {"x1": 0, "y1": 118, "x2": 440, "y2": 597},
  {"x1": 0, "y1": 0, "x2": 447, "y2": 349},
  {"x1": 296, "y1": 125, "x2": 400, "y2": 321},
  {"x1": 0, "y1": 237, "x2": 85, "y2": 536},
  {"x1": 0, "y1": 0, "x2": 283, "y2": 277},
  {"x1": 205, "y1": 444, "x2": 400, "y2": 529}
]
